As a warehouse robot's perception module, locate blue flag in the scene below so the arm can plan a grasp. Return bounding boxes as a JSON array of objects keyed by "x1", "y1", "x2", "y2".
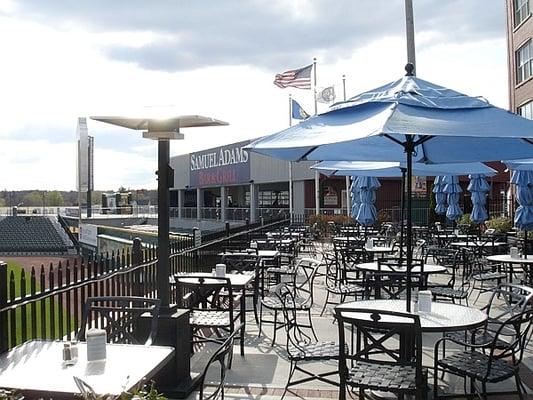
[{"x1": 291, "y1": 99, "x2": 309, "y2": 120}]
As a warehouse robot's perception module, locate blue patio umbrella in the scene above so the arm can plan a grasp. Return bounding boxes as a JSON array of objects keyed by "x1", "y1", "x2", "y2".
[
  {"x1": 432, "y1": 176, "x2": 447, "y2": 215},
  {"x1": 247, "y1": 65, "x2": 533, "y2": 311},
  {"x1": 350, "y1": 178, "x2": 360, "y2": 219},
  {"x1": 442, "y1": 175, "x2": 463, "y2": 221},
  {"x1": 468, "y1": 174, "x2": 490, "y2": 224},
  {"x1": 512, "y1": 170, "x2": 533, "y2": 258},
  {"x1": 354, "y1": 176, "x2": 381, "y2": 226}
]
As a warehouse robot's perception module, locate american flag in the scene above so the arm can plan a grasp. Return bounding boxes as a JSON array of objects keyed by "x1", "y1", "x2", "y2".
[{"x1": 273, "y1": 64, "x2": 313, "y2": 89}]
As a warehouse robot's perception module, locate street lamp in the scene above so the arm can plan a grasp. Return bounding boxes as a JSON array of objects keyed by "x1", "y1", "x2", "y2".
[{"x1": 91, "y1": 115, "x2": 228, "y2": 314}]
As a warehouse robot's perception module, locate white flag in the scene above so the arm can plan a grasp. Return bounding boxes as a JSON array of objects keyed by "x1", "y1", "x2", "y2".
[{"x1": 316, "y1": 86, "x2": 336, "y2": 103}]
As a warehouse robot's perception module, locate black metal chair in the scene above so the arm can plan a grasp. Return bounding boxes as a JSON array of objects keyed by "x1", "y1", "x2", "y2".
[
  {"x1": 174, "y1": 275, "x2": 245, "y2": 356},
  {"x1": 429, "y1": 248, "x2": 470, "y2": 305},
  {"x1": 335, "y1": 307, "x2": 427, "y2": 400},
  {"x1": 259, "y1": 258, "x2": 319, "y2": 345},
  {"x1": 77, "y1": 296, "x2": 161, "y2": 345},
  {"x1": 445, "y1": 283, "x2": 533, "y2": 349},
  {"x1": 196, "y1": 324, "x2": 242, "y2": 400},
  {"x1": 433, "y1": 308, "x2": 533, "y2": 400},
  {"x1": 276, "y1": 284, "x2": 341, "y2": 398},
  {"x1": 320, "y1": 251, "x2": 364, "y2": 316}
]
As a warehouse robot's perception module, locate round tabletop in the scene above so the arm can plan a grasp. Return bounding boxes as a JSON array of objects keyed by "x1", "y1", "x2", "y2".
[
  {"x1": 486, "y1": 254, "x2": 533, "y2": 264},
  {"x1": 450, "y1": 241, "x2": 507, "y2": 248},
  {"x1": 355, "y1": 262, "x2": 446, "y2": 274},
  {"x1": 336, "y1": 299, "x2": 487, "y2": 333}
]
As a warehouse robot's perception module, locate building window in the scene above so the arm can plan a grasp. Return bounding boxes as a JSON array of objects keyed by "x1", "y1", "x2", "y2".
[
  {"x1": 519, "y1": 101, "x2": 533, "y2": 119},
  {"x1": 515, "y1": 0, "x2": 530, "y2": 27},
  {"x1": 517, "y1": 40, "x2": 533, "y2": 84}
]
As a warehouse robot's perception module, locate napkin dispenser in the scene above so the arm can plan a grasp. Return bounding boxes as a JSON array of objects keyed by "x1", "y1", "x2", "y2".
[
  {"x1": 418, "y1": 290, "x2": 432, "y2": 313},
  {"x1": 215, "y1": 263, "x2": 226, "y2": 277},
  {"x1": 365, "y1": 238, "x2": 374, "y2": 250},
  {"x1": 86, "y1": 328, "x2": 107, "y2": 361},
  {"x1": 510, "y1": 246, "x2": 520, "y2": 259}
]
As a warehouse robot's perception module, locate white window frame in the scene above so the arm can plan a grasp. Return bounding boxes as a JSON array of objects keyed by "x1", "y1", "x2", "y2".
[
  {"x1": 517, "y1": 40, "x2": 533, "y2": 84},
  {"x1": 515, "y1": 0, "x2": 530, "y2": 27},
  {"x1": 518, "y1": 100, "x2": 533, "y2": 119}
]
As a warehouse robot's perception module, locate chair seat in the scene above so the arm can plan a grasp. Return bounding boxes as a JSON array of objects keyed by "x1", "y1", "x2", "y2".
[
  {"x1": 261, "y1": 294, "x2": 309, "y2": 310},
  {"x1": 472, "y1": 272, "x2": 507, "y2": 281},
  {"x1": 190, "y1": 311, "x2": 235, "y2": 327},
  {"x1": 437, "y1": 351, "x2": 517, "y2": 382},
  {"x1": 347, "y1": 360, "x2": 421, "y2": 392},
  {"x1": 266, "y1": 267, "x2": 295, "y2": 275},
  {"x1": 445, "y1": 330, "x2": 510, "y2": 349},
  {"x1": 431, "y1": 286, "x2": 468, "y2": 299},
  {"x1": 326, "y1": 283, "x2": 364, "y2": 295},
  {"x1": 288, "y1": 341, "x2": 341, "y2": 360}
]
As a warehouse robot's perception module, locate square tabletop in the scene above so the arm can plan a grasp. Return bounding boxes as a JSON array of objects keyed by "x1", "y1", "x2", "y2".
[
  {"x1": 172, "y1": 272, "x2": 254, "y2": 288},
  {"x1": 0, "y1": 340, "x2": 174, "y2": 397}
]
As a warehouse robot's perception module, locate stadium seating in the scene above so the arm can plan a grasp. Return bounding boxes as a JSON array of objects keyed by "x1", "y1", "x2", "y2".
[{"x1": 0, "y1": 216, "x2": 72, "y2": 254}]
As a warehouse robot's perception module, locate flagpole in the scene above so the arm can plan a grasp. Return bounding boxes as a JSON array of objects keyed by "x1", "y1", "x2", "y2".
[
  {"x1": 288, "y1": 94, "x2": 293, "y2": 223},
  {"x1": 342, "y1": 75, "x2": 346, "y2": 101},
  {"x1": 289, "y1": 94, "x2": 292, "y2": 127},
  {"x1": 313, "y1": 57, "x2": 317, "y2": 115},
  {"x1": 405, "y1": 0, "x2": 416, "y2": 73}
]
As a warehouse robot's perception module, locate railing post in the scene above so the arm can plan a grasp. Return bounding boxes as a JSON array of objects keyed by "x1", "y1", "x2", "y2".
[
  {"x1": 132, "y1": 238, "x2": 143, "y2": 297},
  {"x1": 0, "y1": 261, "x2": 7, "y2": 353},
  {"x1": 225, "y1": 221, "x2": 230, "y2": 237}
]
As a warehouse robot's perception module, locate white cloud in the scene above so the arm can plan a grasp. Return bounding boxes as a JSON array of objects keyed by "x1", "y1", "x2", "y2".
[{"x1": 0, "y1": 2, "x2": 511, "y2": 190}]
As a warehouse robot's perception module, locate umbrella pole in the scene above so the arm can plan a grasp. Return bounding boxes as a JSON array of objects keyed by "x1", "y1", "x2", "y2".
[
  {"x1": 524, "y1": 229, "x2": 527, "y2": 259},
  {"x1": 399, "y1": 168, "x2": 406, "y2": 261},
  {"x1": 405, "y1": 137, "x2": 414, "y2": 312}
]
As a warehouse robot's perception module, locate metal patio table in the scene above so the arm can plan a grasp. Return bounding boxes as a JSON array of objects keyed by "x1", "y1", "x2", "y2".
[
  {"x1": 0, "y1": 340, "x2": 174, "y2": 398},
  {"x1": 486, "y1": 254, "x2": 533, "y2": 284}
]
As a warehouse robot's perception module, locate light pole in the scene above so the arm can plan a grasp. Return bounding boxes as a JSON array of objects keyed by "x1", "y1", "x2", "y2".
[{"x1": 91, "y1": 115, "x2": 228, "y2": 314}]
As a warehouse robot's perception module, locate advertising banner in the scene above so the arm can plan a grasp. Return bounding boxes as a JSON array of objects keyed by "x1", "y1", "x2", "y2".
[
  {"x1": 79, "y1": 223, "x2": 98, "y2": 247},
  {"x1": 190, "y1": 140, "x2": 251, "y2": 187}
]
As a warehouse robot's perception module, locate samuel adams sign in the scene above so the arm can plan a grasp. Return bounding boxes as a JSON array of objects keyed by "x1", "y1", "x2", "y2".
[{"x1": 190, "y1": 140, "x2": 251, "y2": 187}]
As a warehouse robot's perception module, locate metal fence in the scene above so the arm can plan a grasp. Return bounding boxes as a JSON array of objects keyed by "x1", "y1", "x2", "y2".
[{"x1": 0, "y1": 218, "x2": 288, "y2": 353}]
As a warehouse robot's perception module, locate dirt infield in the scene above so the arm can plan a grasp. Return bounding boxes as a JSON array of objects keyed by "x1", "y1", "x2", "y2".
[{"x1": 2, "y1": 256, "x2": 81, "y2": 272}]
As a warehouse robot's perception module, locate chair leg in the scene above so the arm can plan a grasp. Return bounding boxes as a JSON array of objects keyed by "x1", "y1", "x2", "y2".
[
  {"x1": 320, "y1": 291, "x2": 330, "y2": 317},
  {"x1": 515, "y1": 374, "x2": 525, "y2": 400},
  {"x1": 258, "y1": 304, "x2": 263, "y2": 338},
  {"x1": 307, "y1": 309, "x2": 318, "y2": 341},
  {"x1": 281, "y1": 360, "x2": 297, "y2": 400},
  {"x1": 272, "y1": 309, "x2": 278, "y2": 346}
]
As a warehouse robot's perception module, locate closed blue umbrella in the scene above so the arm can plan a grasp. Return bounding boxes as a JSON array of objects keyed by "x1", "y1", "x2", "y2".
[
  {"x1": 432, "y1": 176, "x2": 447, "y2": 215},
  {"x1": 355, "y1": 176, "x2": 380, "y2": 226},
  {"x1": 350, "y1": 177, "x2": 360, "y2": 219},
  {"x1": 512, "y1": 170, "x2": 533, "y2": 258},
  {"x1": 468, "y1": 174, "x2": 490, "y2": 224},
  {"x1": 442, "y1": 175, "x2": 463, "y2": 221}
]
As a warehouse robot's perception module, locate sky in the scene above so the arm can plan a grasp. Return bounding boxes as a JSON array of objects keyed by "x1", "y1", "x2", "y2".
[{"x1": 0, "y1": 0, "x2": 509, "y2": 191}]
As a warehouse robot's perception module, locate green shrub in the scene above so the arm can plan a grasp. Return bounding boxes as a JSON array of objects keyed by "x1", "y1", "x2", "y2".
[{"x1": 486, "y1": 217, "x2": 512, "y2": 233}]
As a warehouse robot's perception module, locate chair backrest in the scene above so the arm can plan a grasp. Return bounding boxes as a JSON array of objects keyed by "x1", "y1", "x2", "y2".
[
  {"x1": 221, "y1": 254, "x2": 260, "y2": 274},
  {"x1": 197, "y1": 325, "x2": 242, "y2": 400},
  {"x1": 485, "y1": 284, "x2": 533, "y2": 322},
  {"x1": 77, "y1": 296, "x2": 161, "y2": 346},
  {"x1": 323, "y1": 251, "x2": 341, "y2": 288},
  {"x1": 174, "y1": 275, "x2": 234, "y2": 318},
  {"x1": 335, "y1": 307, "x2": 424, "y2": 382},
  {"x1": 292, "y1": 258, "x2": 320, "y2": 305},
  {"x1": 276, "y1": 285, "x2": 314, "y2": 354},
  {"x1": 484, "y1": 308, "x2": 533, "y2": 374}
]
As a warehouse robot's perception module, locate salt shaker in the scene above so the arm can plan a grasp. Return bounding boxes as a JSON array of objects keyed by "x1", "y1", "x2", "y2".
[{"x1": 63, "y1": 343, "x2": 75, "y2": 366}]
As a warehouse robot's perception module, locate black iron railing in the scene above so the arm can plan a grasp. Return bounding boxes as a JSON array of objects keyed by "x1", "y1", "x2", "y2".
[{"x1": 0, "y1": 218, "x2": 289, "y2": 353}]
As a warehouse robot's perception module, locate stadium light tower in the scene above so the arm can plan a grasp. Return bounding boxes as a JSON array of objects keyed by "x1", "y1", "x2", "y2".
[{"x1": 90, "y1": 115, "x2": 228, "y2": 314}]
